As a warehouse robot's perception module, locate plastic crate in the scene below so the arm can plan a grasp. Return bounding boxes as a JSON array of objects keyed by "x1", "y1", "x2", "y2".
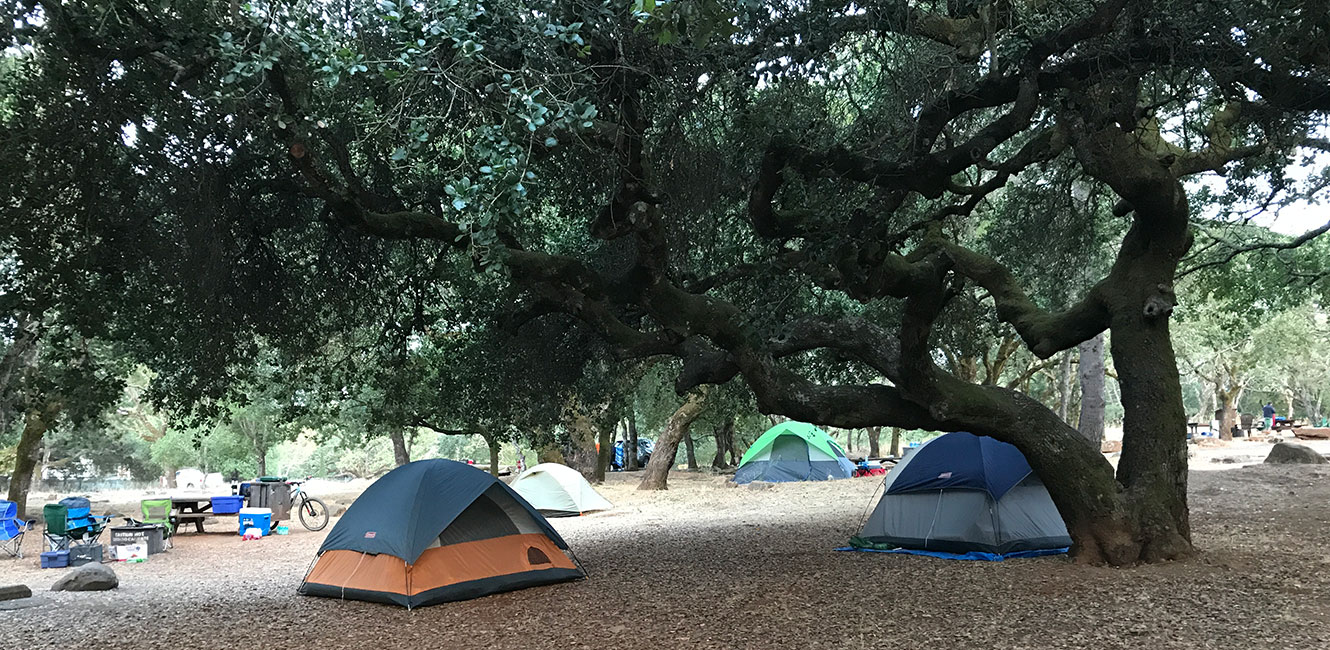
[
  {"x1": 238, "y1": 507, "x2": 272, "y2": 536},
  {"x1": 210, "y1": 495, "x2": 244, "y2": 514},
  {"x1": 40, "y1": 550, "x2": 69, "y2": 569},
  {"x1": 68, "y1": 545, "x2": 103, "y2": 566}
]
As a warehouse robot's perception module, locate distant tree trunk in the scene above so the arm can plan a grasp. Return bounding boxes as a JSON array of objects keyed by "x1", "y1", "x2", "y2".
[
  {"x1": 683, "y1": 433, "x2": 697, "y2": 470},
  {"x1": 1217, "y1": 385, "x2": 1240, "y2": 441},
  {"x1": 256, "y1": 448, "x2": 268, "y2": 477},
  {"x1": 164, "y1": 465, "x2": 178, "y2": 489},
  {"x1": 711, "y1": 416, "x2": 735, "y2": 468},
  {"x1": 867, "y1": 427, "x2": 881, "y2": 458},
  {"x1": 486, "y1": 435, "x2": 500, "y2": 476},
  {"x1": 1057, "y1": 352, "x2": 1074, "y2": 422},
  {"x1": 8, "y1": 401, "x2": 60, "y2": 519},
  {"x1": 593, "y1": 421, "x2": 614, "y2": 483},
  {"x1": 844, "y1": 429, "x2": 854, "y2": 454},
  {"x1": 1077, "y1": 334, "x2": 1106, "y2": 448},
  {"x1": 389, "y1": 428, "x2": 411, "y2": 466},
  {"x1": 537, "y1": 442, "x2": 565, "y2": 465},
  {"x1": 889, "y1": 427, "x2": 901, "y2": 457},
  {"x1": 564, "y1": 399, "x2": 606, "y2": 480},
  {"x1": 626, "y1": 413, "x2": 640, "y2": 471},
  {"x1": 639, "y1": 389, "x2": 709, "y2": 491}
]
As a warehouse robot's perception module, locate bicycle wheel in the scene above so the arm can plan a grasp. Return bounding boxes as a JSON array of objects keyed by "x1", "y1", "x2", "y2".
[{"x1": 298, "y1": 496, "x2": 330, "y2": 532}]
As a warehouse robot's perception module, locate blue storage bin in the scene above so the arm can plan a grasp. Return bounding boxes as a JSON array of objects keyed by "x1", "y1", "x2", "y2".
[
  {"x1": 211, "y1": 496, "x2": 244, "y2": 514},
  {"x1": 237, "y1": 508, "x2": 272, "y2": 536},
  {"x1": 41, "y1": 550, "x2": 69, "y2": 569}
]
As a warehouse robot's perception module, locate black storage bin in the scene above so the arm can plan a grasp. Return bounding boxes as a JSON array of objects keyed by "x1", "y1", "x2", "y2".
[
  {"x1": 69, "y1": 545, "x2": 104, "y2": 566},
  {"x1": 110, "y1": 525, "x2": 167, "y2": 555}
]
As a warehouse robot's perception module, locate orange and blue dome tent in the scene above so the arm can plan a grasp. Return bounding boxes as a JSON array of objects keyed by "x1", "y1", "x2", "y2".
[{"x1": 299, "y1": 459, "x2": 584, "y2": 608}]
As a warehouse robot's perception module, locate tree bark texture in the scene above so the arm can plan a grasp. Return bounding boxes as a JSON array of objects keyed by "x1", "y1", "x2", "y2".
[
  {"x1": 1077, "y1": 334, "x2": 1106, "y2": 448},
  {"x1": 389, "y1": 428, "x2": 411, "y2": 466},
  {"x1": 712, "y1": 416, "x2": 736, "y2": 468},
  {"x1": 1057, "y1": 352, "x2": 1074, "y2": 422},
  {"x1": 867, "y1": 426, "x2": 881, "y2": 458},
  {"x1": 889, "y1": 427, "x2": 901, "y2": 457},
  {"x1": 8, "y1": 401, "x2": 59, "y2": 519},
  {"x1": 683, "y1": 432, "x2": 697, "y2": 470},
  {"x1": 594, "y1": 421, "x2": 615, "y2": 483},
  {"x1": 626, "y1": 414, "x2": 640, "y2": 471},
  {"x1": 638, "y1": 389, "x2": 709, "y2": 490},
  {"x1": 486, "y1": 435, "x2": 500, "y2": 476}
]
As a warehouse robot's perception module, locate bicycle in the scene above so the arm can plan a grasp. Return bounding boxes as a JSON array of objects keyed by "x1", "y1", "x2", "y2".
[{"x1": 286, "y1": 479, "x2": 330, "y2": 532}]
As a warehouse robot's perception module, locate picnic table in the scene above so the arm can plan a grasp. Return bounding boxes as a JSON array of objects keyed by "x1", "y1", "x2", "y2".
[{"x1": 170, "y1": 496, "x2": 226, "y2": 534}]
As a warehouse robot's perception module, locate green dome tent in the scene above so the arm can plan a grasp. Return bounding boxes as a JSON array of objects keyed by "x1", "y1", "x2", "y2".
[{"x1": 733, "y1": 422, "x2": 855, "y2": 484}]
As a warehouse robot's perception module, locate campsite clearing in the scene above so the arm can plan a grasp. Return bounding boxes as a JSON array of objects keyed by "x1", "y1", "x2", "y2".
[{"x1": 2, "y1": 446, "x2": 1330, "y2": 649}]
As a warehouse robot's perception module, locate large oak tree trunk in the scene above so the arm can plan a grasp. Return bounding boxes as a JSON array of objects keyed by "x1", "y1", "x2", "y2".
[
  {"x1": 638, "y1": 389, "x2": 708, "y2": 491},
  {"x1": 867, "y1": 426, "x2": 881, "y2": 457},
  {"x1": 1077, "y1": 334, "x2": 1106, "y2": 447},
  {"x1": 8, "y1": 401, "x2": 59, "y2": 519},
  {"x1": 389, "y1": 428, "x2": 411, "y2": 466},
  {"x1": 889, "y1": 427, "x2": 901, "y2": 457}
]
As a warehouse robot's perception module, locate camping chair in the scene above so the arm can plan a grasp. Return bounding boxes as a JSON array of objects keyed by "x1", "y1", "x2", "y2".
[
  {"x1": 1, "y1": 500, "x2": 33, "y2": 559},
  {"x1": 123, "y1": 498, "x2": 174, "y2": 549},
  {"x1": 43, "y1": 497, "x2": 111, "y2": 551}
]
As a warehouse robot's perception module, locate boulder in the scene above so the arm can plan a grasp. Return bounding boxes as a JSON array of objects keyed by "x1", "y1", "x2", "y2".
[
  {"x1": 1264, "y1": 442, "x2": 1328, "y2": 465},
  {"x1": 50, "y1": 563, "x2": 118, "y2": 592},
  {"x1": 0, "y1": 585, "x2": 32, "y2": 601}
]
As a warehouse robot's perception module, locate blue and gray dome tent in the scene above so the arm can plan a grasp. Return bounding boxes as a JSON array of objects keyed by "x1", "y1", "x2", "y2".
[
  {"x1": 299, "y1": 459, "x2": 584, "y2": 608},
  {"x1": 733, "y1": 422, "x2": 855, "y2": 484},
  {"x1": 858, "y1": 432, "x2": 1071, "y2": 557}
]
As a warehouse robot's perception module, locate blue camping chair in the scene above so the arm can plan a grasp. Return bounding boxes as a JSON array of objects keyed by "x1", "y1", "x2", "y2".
[
  {"x1": 43, "y1": 497, "x2": 111, "y2": 551},
  {"x1": 1, "y1": 500, "x2": 34, "y2": 559}
]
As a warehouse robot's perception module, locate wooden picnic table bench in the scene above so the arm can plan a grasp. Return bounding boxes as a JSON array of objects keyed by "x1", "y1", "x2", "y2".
[{"x1": 170, "y1": 496, "x2": 235, "y2": 534}]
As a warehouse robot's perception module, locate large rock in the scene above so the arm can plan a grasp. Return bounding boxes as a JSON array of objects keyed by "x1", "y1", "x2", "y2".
[
  {"x1": 1264, "y1": 442, "x2": 1328, "y2": 465},
  {"x1": 50, "y1": 563, "x2": 118, "y2": 592}
]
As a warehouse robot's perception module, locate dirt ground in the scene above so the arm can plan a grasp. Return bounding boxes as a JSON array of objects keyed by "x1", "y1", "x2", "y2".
[{"x1": 3, "y1": 441, "x2": 1330, "y2": 649}]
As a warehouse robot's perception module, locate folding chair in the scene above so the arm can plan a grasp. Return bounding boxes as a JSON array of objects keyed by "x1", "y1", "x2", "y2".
[
  {"x1": 0, "y1": 500, "x2": 33, "y2": 559},
  {"x1": 124, "y1": 498, "x2": 175, "y2": 549},
  {"x1": 44, "y1": 497, "x2": 111, "y2": 551}
]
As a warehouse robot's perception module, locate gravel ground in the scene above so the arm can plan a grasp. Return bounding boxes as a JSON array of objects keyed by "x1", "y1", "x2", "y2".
[{"x1": 3, "y1": 456, "x2": 1330, "y2": 649}]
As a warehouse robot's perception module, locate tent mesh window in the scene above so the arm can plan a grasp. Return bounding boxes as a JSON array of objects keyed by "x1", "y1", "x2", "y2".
[
  {"x1": 527, "y1": 546, "x2": 551, "y2": 565},
  {"x1": 770, "y1": 435, "x2": 811, "y2": 464},
  {"x1": 435, "y1": 485, "x2": 546, "y2": 547}
]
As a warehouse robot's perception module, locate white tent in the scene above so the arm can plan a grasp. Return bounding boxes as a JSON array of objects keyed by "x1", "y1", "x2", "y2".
[{"x1": 510, "y1": 463, "x2": 613, "y2": 517}]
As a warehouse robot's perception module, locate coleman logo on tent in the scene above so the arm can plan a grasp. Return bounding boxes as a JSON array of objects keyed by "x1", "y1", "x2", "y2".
[
  {"x1": 364, "y1": 531, "x2": 376, "y2": 538},
  {"x1": 938, "y1": 472, "x2": 953, "y2": 479}
]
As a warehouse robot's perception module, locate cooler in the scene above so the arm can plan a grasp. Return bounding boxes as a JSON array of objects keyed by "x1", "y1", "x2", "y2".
[
  {"x1": 40, "y1": 550, "x2": 69, "y2": 569},
  {"x1": 210, "y1": 495, "x2": 244, "y2": 514},
  {"x1": 238, "y1": 507, "x2": 272, "y2": 536}
]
